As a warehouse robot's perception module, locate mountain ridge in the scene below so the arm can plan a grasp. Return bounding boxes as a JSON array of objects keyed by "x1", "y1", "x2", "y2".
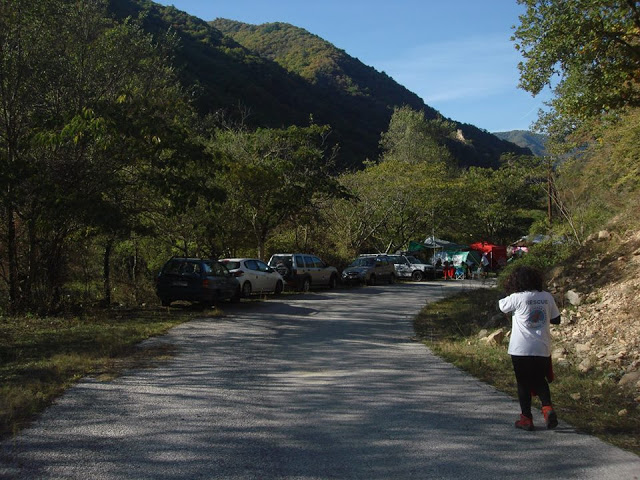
[
  {"x1": 109, "y1": 1, "x2": 531, "y2": 169},
  {"x1": 493, "y1": 130, "x2": 548, "y2": 157}
]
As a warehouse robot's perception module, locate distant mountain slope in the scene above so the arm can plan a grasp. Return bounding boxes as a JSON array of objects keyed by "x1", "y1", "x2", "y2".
[
  {"x1": 212, "y1": 19, "x2": 532, "y2": 168},
  {"x1": 493, "y1": 130, "x2": 548, "y2": 157},
  {"x1": 109, "y1": 1, "x2": 531, "y2": 169}
]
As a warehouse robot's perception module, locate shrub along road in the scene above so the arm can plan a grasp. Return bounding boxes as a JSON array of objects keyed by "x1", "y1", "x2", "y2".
[{"x1": 1, "y1": 281, "x2": 639, "y2": 479}]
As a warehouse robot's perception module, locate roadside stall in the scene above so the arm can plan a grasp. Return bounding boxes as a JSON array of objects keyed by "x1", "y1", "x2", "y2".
[{"x1": 469, "y1": 241, "x2": 507, "y2": 271}]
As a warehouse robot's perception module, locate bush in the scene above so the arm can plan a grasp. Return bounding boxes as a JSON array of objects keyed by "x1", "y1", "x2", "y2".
[{"x1": 498, "y1": 240, "x2": 575, "y2": 289}]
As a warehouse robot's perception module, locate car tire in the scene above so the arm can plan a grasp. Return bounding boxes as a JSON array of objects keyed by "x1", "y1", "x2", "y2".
[
  {"x1": 242, "y1": 281, "x2": 252, "y2": 297},
  {"x1": 274, "y1": 280, "x2": 283, "y2": 295},
  {"x1": 161, "y1": 298, "x2": 171, "y2": 307},
  {"x1": 300, "y1": 277, "x2": 311, "y2": 292},
  {"x1": 328, "y1": 275, "x2": 337, "y2": 289},
  {"x1": 411, "y1": 270, "x2": 423, "y2": 282}
]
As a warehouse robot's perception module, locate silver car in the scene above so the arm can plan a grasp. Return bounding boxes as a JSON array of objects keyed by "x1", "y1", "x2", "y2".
[
  {"x1": 388, "y1": 254, "x2": 435, "y2": 281},
  {"x1": 268, "y1": 253, "x2": 339, "y2": 292},
  {"x1": 342, "y1": 254, "x2": 396, "y2": 286}
]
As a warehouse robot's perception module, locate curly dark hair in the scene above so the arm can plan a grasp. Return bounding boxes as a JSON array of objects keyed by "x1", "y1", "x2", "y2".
[{"x1": 503, "y1": 265, "x2": 544, "y2": 295}]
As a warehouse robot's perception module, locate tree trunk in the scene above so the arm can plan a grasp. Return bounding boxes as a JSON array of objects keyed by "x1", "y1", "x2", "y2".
[
  {"x1": 25, "y1": 215, "x2": 37, "y2": 309},
  {"x1": 5, "y1": 202, "x2": 18, "y2": 314},
  {"x1": 103, "y1": 238, "x2": 113, "y2": 306},
  {"x1": 132, "y1": 238, "x2": 138, "y2": 304}
]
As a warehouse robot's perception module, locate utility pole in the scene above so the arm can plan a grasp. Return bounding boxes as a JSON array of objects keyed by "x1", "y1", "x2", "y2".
[{"x1": 547, "y1": 156, "x2": 553, "y2": 225}]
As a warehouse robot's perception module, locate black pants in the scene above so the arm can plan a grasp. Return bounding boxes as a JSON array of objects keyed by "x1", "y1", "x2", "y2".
[{"x1": 511, "y1": 355, "x2": 552, "y2": 418}]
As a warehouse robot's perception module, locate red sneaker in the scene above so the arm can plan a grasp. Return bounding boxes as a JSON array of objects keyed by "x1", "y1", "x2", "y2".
[
  {"x1": 515, "y1": 414, "x2": 534, "y2": 431},
  {"x1": 542, "y1": 406, "x2": 558, "y2": 429}
]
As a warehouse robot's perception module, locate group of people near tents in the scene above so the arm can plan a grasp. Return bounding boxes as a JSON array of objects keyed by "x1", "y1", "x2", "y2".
[{"x1": 409, "y1": 237, "x2": 509, "y2": 279}]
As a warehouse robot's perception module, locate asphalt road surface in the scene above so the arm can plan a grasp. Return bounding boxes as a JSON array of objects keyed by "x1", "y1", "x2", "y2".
[{"x1": 1, "y1": 281, "x2": 639, "y2": 479}]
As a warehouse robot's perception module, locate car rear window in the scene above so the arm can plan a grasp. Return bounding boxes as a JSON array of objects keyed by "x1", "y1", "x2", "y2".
[
  {"x1": 351, "y1": 257, "x2": 375, "y2": 267},
  {"x1": 270, "y1": 255, "x2": 292, "y2": 268},
  {"x1": 220, "y1": 261, "x2": 241, "y2": 270},
  {"x1": 163, "y1": 260, "x2": 201, "y2": 275}
]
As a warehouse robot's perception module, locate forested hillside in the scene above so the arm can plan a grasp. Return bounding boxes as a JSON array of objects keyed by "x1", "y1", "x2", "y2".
[
  {"x1": 211, "y1": 18, "x2": 532, "y2": 169},
  {"x1": 493, "y1": 130, "x2": 548, "y2": 157},
  {"x1": 107, "y1": 0, "x2": 529, "y2": 170}
]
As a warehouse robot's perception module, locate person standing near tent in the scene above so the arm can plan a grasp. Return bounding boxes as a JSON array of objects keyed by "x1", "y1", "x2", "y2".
[
  {"x1": 481, "y1": 252, "x2": 490, "y2": 277},
  {"x1": 465, "y1": 257, "x2": 475, "y2": 279},
  {"x1": 498, "y1": 265, "x2": 561, "y2": 431}
]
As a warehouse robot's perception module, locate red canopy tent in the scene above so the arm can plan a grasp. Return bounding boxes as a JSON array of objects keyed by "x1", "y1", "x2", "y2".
[{"x1": 469, "y1": 241, "x2": 507, "y2": 270}]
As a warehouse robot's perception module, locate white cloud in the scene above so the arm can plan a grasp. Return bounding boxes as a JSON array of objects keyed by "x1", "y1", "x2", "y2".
[{"x1": 377, "y1": 34, "x2": 521, "y2": 104}]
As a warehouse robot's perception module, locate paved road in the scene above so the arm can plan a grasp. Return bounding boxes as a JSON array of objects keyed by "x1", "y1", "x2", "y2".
[{"x1": 1, "y1": 281, "x2": 639, "y2": 479}]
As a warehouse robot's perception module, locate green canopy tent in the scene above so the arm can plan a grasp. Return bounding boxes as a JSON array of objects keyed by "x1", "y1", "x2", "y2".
[
  {"x1": 408, "y1": 237, "x2": 470, "y2": 264},
  {"x1": 447, "y1": 250, "x2": 482, "y2": 267}
]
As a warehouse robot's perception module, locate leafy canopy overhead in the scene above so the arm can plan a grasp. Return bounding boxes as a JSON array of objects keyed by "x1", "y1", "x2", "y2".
[{"x1": 513, "y1": 0, "x2": 640, "y2": 129}]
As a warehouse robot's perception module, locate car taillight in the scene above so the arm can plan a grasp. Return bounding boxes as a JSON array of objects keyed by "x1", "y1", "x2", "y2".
[
  {"x1": 202, "y1": 279, "x2": 209, "y2": 287},
  {"x1": 234, "y1": 270, "x2": 244, "y2": 277}
]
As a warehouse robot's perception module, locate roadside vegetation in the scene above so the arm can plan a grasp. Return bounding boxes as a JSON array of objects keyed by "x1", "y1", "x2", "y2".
[{"x1": 414, "y1": 273, "x2": 640, "y2": 456}]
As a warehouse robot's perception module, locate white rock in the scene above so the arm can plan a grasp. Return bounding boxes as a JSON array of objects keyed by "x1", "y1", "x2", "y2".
[
  {"x1": 566, "y1": 290, "x2": 583, "y2": 306},
  {"x1": 598, "y1": 230, "x2": 611, "y2": 241}
]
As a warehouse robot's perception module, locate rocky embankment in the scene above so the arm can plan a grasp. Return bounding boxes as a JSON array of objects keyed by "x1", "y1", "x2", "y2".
[
  {"x1": 479, "y1": 229, "x2": 640, "y2": 401},
  {"x1": 548, "y1": 229, "x2": 640, "y2": 399}
]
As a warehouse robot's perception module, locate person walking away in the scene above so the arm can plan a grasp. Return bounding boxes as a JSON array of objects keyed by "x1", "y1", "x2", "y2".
[{"x1": 498, "y1": 265, "x2": 561, "y2": 431}]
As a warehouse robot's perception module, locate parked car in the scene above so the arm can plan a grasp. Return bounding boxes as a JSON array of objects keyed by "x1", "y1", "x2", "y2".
[
  {"x1": 155, "y1": 257, "x2": 240, "y2": 307},
  {"x1": 267, "y1": 253, "x2": 339, "y2": 292},
  {"x1": 388, "y1": 254, "x2": 435, "y2": 281},
  {"x1": 219, "y1": 258, "x2": 284, "y2": 296},
  {"x1": 341, "y1": 254, "x2": 396, "y2": 286}
]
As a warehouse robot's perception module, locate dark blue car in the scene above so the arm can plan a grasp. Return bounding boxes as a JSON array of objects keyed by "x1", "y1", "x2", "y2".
[{"x1": 156, "y1": 258, "x2": 240, "y2": 307}]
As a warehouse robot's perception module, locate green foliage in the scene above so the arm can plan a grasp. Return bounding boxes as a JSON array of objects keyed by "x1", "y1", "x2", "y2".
[
  {"x1": 206, "y1": 124, "x2": 344, "y2": 259},
  {"x1": 379, "y1": 106, "x2": 455, "y2": 165},
  {"x1": 498, "y1": 240, "x2": 574, "y2": 292},
  {"x1": 548, "y1": 107, "x2": 640, "y2": 242},
  {"x1": 0, "y1": 0, "x2": 212, "y2": 313},
  {"x1": 456, "y1": 156, "x2": 547, "y2": 244},
  {"x1": 325, "y1": 158, "x2": 452, "y2": 255},
  {"x1": 514, "y1": 0, "x2": 640, "y2": 137}
]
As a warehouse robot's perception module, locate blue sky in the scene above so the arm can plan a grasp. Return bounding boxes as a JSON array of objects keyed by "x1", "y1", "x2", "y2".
[{"x1": 156, "y1": 0, "x2": 552, "y2": 133}]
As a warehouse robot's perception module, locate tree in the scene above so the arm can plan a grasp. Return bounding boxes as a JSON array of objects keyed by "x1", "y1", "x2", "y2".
[
  {"x1": 457, "y1": 157, "x2": 547, "y2": 244},
  {"x1": 513, "y1": 0, "x2": 640, "y2": 134},
  {"x1": 0, "y1": 0, "x2": 205, "y2": 311},
  {"x1": 379, "y1": 106, "x2": 455, "y2": 165},
  {"x1": 210, "y1": 124, "x2": 343, "y2": 259},
  {"x1": 332, "y1": 159, "x2": 452, "y2": 254},
  {"x1": 0, "y1": 0, "x2": 68, "y2": 312}
]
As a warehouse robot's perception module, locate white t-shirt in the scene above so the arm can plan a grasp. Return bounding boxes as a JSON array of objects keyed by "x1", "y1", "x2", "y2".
[{"x1": 498, "y1": 290, "x2": 560, "y2": 356}]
